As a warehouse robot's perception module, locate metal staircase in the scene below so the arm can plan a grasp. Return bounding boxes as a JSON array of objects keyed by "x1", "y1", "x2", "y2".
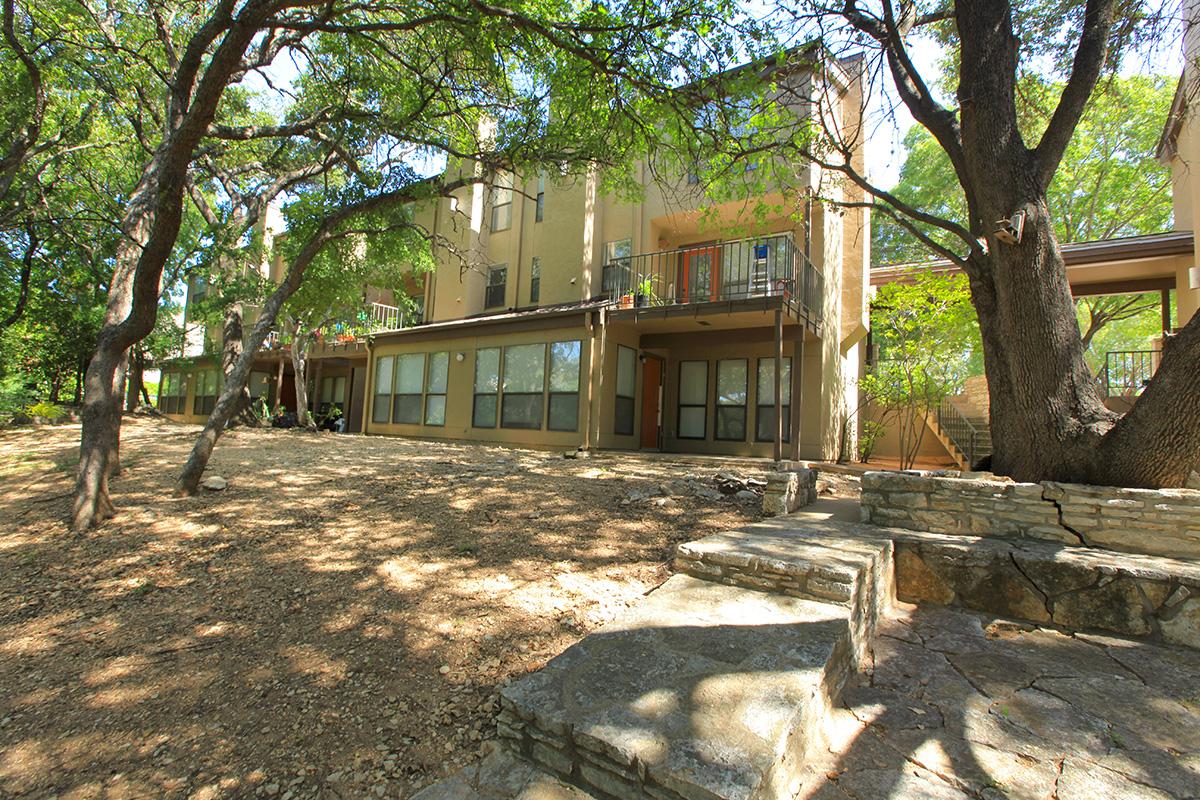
[{"x1": 932, "y1": 397, "x2": 993, "y2": 470}]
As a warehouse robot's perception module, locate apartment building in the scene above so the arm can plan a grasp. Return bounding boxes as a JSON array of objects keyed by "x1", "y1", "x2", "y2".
[{"x1": 160, "y1": 52, "x2": 871, "y2": 460}]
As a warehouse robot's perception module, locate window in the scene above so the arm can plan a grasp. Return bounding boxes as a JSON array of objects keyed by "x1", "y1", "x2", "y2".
[
  {"x1": 249, "y1": 371, "x2": 272, "y2": 404},
  {"x1": 491, "y1": 172, "x2": 513, "y2": 231},
  {"x1": 486, "y1": 264, "x2": 507, "y2": 309},
  {"x1": 192, "y1": 369, "x2": 218, "y2": 416},
  {"x1": 548, "y1": 341, "x2": 581, "y2": 431},
  {"x1": 715, "y1": 359, "x2": 747, "y2": 441},
  {"x1": 756, "y1": 357, "x2": 792, "y2": 442},
  {"x1": 614, "y1": 345, "x2": 636, "y2": 436},
  {"x1": 501, "y1": 343, "x2": 545, "y2": 429},
  {"x1": 601, "y1": 238, "x2": 632, "y2": 296},
  {"x1": 424, "y1": 351, "x2": 449, "y2": 426},
  {"x1": 678, "y1": 361, "x2": 707, "y2": 439},
  {"x1": 372, "y1": 355, "x2": 393, "y2": 423},
  {"x1": 159, "y1": 372, "x2": 187, "y2": 414},
  {"x1": 473, "y1": 348, "x2": 500, "y2": 427},
  {"x1": 535, "y1": 171, "x2": 545, "y2": 222},
  {"x1": 319, "y1": 375, "x2": 346, "y2": 415},
  {"x1": 530, "y1": 257, "x2": 541, "y2": 305},
  {"x1": 392, "y1": 353, "x2": 425, "y2": 424}
]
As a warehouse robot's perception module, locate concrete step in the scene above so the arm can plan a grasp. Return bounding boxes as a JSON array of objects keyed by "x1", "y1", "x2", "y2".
[
  {"x1": 412, "y1": 748, "x2": 599, "y2": 799},
  {"x1": 889, "y1": 526, "x2": 1200, "y2": 649},
  {"x1": 497, "y1": 573, "x2": 866, "y2": 800}
]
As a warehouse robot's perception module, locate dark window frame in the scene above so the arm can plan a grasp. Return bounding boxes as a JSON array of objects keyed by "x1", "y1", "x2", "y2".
[
  {"x1": 500, "y1": 342, "x2": 547, "y2": 430},
  {"x1": 192, "y1": 369, "x2": 218, "y2": 416},
  {"x1": 530, "y1": 256, "x2": 541, "y2": 305},
  {"x1": 547, "y1": 340, "x2": 582, "y2": 432},
  {"x1": 391, "y1": 352, "x2": 426, "y2": 425},
  {"x1": 754, "y1": 357, "x2": 792, "y2": 443},
  {"x1": 535, "y1": 172, "x2": 545, "y2": 223},
  {"x1": 676, "y1": 360, "x2": 708, "y2": 440},
  {"x1": 614, "y1": 345, "x2": 636, "y2": 436},
  {"x1": 423, "y1": 351, "x2": 449, "y2": 427},
  {"x1": 714, "y1": 358, "x2": 748, "y2": 442},
  {"x1": 372, "y1": 355, "x2": 393, "y2": 424},
  {"x1": 485, "y1": 264, "x2": 507, "y2": 309},
  {"x1": 472, "y1": 347, "x2": 501, "y2": 428}
]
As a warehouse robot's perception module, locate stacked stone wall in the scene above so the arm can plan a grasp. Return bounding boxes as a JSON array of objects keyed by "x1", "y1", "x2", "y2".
[{"x1": 861, "y1": 471, "x2": 1200, "y2": 560}]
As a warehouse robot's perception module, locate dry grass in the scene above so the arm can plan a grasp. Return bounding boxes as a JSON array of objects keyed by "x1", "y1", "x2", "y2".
[{"x1": 0, "y1": 417, "x2": 779, "y2": 799}]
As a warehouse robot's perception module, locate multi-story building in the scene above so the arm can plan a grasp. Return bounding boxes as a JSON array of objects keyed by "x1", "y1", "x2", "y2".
[{"x1": 159, "y1": 53, "x2": 871, "y2": 460}]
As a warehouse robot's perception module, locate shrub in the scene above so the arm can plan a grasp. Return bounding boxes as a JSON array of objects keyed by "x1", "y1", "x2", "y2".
[{"x1": 26, "y1": 401, "x2": 66, "y2": 421}]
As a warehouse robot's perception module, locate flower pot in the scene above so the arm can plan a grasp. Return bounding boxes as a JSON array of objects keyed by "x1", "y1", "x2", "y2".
[
  {"x1": 619, "y1": 294, "x2": 633, "y2": 308},
  {"x1": 635, "y1": 293, "x2": 650, "y2": 308}
]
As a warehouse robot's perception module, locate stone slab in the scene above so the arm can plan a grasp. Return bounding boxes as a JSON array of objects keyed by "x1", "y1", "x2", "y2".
[
  {"x1": 499, "y1": 574, "x2": 860, "y2": 800},
  {"x1": 888, "y1": 526, "x2": 1200, "y2": 648},
  {"x1": 412, "y1": 748, "x2": 598, "y2": 799}
]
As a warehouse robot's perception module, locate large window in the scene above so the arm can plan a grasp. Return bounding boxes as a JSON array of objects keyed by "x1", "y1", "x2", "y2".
[
  {"x1": 473, "y1": 348, "x2": 500, "y2": 427},
  {"x1": 530, "y1": 256, "x2": 541, "y2": 305},
  {"x1": 249, "y1": 371, "x2": 272, "y2": 407},
  {"x1": 615, "y1": 345, "x2": 636, "y2": 436},
  {"x1": 501, "y1": 343, "x2": 545, "y2": 429},
  {"x1": 373, "y1": 355, "x2": 393, "y2": 423},
  {"x1": 677, "y1": 360, "x2": 707, "y2": 439},
  {"x1": 756, "y1": 357, "x2": 792, "y2": 442},
  {"x1": 193, "y1": 369, "x2": 218, "y2": 416},
  {"x1": 601, "y1": 238, "x2": 632, "y2": 296},
  {"x1": 715, "y1": 359, "x2": 747, "y2": 441},
  {"x1": 424, "y1": 351, "x2": 449, "y2": 426},
  {"x1": 548, "y1": 341, "x2": 581, "y2": 431},
  {"x1": 491, "y1": 172, "x2": 513, "y2": 231},
  {"x1": 319, "y1": 375, "x2": 346, "y2": 415},
  {"x1": 535, "y1": 171, "x2": 545, "y2": 223},
  {"x1": 392, "y1": 353, "x2": 425, "y2": 424},
  {"x1": 486, "y1": 264, "x2": 507, "y2": 309},
  {"x1": 160, "y1": 372, "x2": 187, "y2": 414}
]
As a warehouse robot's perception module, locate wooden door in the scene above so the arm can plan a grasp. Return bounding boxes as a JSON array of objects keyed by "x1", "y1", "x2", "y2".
[
  {"x1": 681, "y1": 246, "x2": 720, "y2": 303},
  {"x1": 640, "y1": 356, "x2": 663, "y2": 449}
]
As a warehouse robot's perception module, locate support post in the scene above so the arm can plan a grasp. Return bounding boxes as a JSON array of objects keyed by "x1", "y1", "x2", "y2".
[
  {"x1": 311, "y1": 358, "x2": 323, "y2": 417},
  {"x1": 1162, "y1": 288, "x2": 1172, "y2": 334},
  {"x1": 274, "y1": 357, "x2": 284, "y2": 414},
  {"x1": 791, "y1": 334, "x2": 804, "y2": 461},
  {"x1": 774, "y1": 309, "x2": 783, "y2": 462}
]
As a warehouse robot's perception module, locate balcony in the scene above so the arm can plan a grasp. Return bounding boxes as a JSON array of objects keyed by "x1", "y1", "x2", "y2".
[
  {"x1": 256, "y1": 303, "x2": 410, "y2": 354},
  {"x1": 601, "y1": 233, "x2": 823, "y2": 321},
  {"x1": 1099, "y1": 349, "x2": 1161, "y2": 397}
]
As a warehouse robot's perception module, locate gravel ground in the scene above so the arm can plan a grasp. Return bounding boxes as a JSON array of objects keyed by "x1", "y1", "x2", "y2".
[{"x1": 0, "y1": 416, "x2": 817, "y2": 799}]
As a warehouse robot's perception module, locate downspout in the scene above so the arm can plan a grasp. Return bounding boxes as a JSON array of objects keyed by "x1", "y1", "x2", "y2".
[
  {"x1": 363, "y1": 335, "x2": 375, "y2": 435},
  {"x1": 591, "y1": 307, "x2": 609, "y2": 449},
  {"x1": 581, "y1": 311, "x2": 595, "y2": 450},
  {"x1": 511, "y1": 175, "x2": 527, "y2": 311}
]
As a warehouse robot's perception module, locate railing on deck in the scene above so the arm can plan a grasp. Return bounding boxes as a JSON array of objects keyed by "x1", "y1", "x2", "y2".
[
  {"x1": 937, "y1": 397, "x2": 985, "y2": 469},
  {"x1": 601, "y1": 233, "x2": 824, "y2": 321},
  {"x1": 1101, "y1": 350, "x2": 1160, "y2": 397}
]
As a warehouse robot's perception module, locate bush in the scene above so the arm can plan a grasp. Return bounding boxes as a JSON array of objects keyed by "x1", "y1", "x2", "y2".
[
  {"x1": 26, "y1": 401, "x2": 66, "y2": 421},
  {"x1": 0, "y1": 374, "x2": 31, "y2": 417},
  {"x1": 858, "y1": 420, "x2": 886, "y2": 463}
]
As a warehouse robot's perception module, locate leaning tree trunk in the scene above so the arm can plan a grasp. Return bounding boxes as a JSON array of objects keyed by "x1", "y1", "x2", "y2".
[
  {"x1": 220, "y1": 302, "x2": 258, "y2": 426},
  {"x1": 125, "y1": 350, "x2": 145, "y2": 412},
  {"x1": 291, "y1": 326, "x2": 316, "y2": 430}
]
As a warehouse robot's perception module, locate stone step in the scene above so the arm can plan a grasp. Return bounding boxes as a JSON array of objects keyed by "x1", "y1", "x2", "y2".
[
  {"x1": 412, "y1": 748, "x2": 599, "y2": 800},
  {"x1": 497, "y1": 574, "x2": 866, "y2": 800},
  {"x1": 890, "y1": 526, "x2": 1200, "y2": 649}
]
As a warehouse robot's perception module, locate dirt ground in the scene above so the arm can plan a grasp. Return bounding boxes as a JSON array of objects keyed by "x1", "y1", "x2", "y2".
[{"x1": 0, "y1": 417, "x2": 853, "y2": 799}]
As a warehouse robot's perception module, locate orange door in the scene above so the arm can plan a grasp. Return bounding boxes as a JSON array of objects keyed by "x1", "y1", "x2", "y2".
[
  {"x1": 681, "y1": 246, "x2": 720, "y2": 302},
  {"x1": 640, "y1": 356, "x2": 663, "y2": 449}
]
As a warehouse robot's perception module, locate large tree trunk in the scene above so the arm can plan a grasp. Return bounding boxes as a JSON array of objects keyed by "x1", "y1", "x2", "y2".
[
  {"x1": 291, "y1": 324, "x2": 315, "y2": 430},
  {"x1": 125, "y1": 350, "x2": 145, "y2": 411},
  {"x1": 220, "y1": 302, "x2": 257, "y2": 426}
]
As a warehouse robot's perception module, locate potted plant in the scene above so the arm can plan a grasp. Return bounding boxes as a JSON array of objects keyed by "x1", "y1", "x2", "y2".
[
  {"x1": 619, "y1": 293, "x2": 634, "y2": 309},
  {"x1": 634, "y1": 275, "x2": 657, "y2": 308}
]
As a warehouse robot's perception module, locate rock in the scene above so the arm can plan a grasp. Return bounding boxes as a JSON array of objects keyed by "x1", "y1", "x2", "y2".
[
  {"x1": 694, "y1": 486, "x2": 724, "y2": 501},
  {"x1": 735, "y1": 490, "x2": 759, "y2": 501},
  {"x1": 201, "y1": 476, "x2": 228, "y2": 491}
]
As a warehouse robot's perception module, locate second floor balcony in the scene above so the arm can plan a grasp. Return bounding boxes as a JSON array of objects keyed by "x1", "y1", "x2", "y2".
[{"x1": 601, "y1": 233, "x2": 824, "y2": 321}]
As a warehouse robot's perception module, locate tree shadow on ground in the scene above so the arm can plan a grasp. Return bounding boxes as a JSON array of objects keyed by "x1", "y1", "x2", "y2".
[{"x1": 0, "y1": 418, "x2": 768, "y2": 798}]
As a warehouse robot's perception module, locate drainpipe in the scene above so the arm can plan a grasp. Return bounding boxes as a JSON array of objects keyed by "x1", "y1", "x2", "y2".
[
  {"x1": 581, "y1": 311, "x2": 595, "y2": 450},
  {"x1": 591, "y1": 307, "x2": 609, "y2": 449},
  {"x1": 363, "y1": 336, "x2": 375, "y2": 435},
  {"x1": 774, "y1": 309, "x2": 783, "y2": 462}
]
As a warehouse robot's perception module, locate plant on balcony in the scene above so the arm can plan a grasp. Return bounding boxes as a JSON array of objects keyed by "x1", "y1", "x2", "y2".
[{"x1": 634, "y1": 274, "x2": 660, "y2": 308}]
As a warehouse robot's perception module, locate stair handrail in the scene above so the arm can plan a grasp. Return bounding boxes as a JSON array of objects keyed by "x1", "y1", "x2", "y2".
[{"x1": 936, "y1": 396, "x2": 980, "y2": 469}]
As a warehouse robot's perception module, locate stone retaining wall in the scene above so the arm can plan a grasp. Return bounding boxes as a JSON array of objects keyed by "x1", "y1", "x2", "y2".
[
  {"x1": 762, "y1": 468, "x2": 818, "y2": 516},
  {"x1": 861, "y1": 470, "x2": 1200, "y2": 560}
]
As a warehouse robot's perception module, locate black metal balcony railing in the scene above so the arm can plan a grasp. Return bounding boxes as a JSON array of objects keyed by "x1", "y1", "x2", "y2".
[
  {"x1": 601, "y1": 233, "x2": 824, "y2": 320},
  {"x1": 1101, "y1": 350, "x2": 1160, "y2": 397}
]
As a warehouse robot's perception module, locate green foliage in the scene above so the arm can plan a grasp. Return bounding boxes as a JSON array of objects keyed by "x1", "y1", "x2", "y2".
[
  {"x1": 864, "y1": 271, "x2": 981, "y2": 469},
  {"x1": 857, "y1": 419, "x2": 886, "y2": 463},
  {"x1": 874, "y1": 75, "x2": 1175, "y2": 265},
  {"x1": 25, "y1": 400, "x2": 64, "y2": 419}
]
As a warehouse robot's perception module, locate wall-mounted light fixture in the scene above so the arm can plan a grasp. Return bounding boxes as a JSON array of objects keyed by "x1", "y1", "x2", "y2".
[{"x1": 455, "y1": 352, "x2": 465, "y2": 362}]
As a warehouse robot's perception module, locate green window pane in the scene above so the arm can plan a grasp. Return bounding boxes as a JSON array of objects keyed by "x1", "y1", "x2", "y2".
[
  {"x1": 616, "y1": 346, "x2": 636, "y2": 398},
  {"x1": 549, "y1": 341, "x2": 581, "y2": 392},
  {"x1": 502, "y1": 344, "x2": 545, "y2": 393},
  {"x1": 374, "y1": 356, "x2": 394, "y2": 394},
  {"x1": 475, "y1": 348, "x2": 500, "y2": 392},
  {"x1": 756, "y1": 358, "x2": 791, "y2": 404},
  {"x1": 396, "y1": 353, "x2": 425, "y2": 393},
  {"x1": 427, "y1": 352, "x2": 449, "y2": 393},
  {"x1": 679, "y1": 361, "x2": 707, "y2": 405}
]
